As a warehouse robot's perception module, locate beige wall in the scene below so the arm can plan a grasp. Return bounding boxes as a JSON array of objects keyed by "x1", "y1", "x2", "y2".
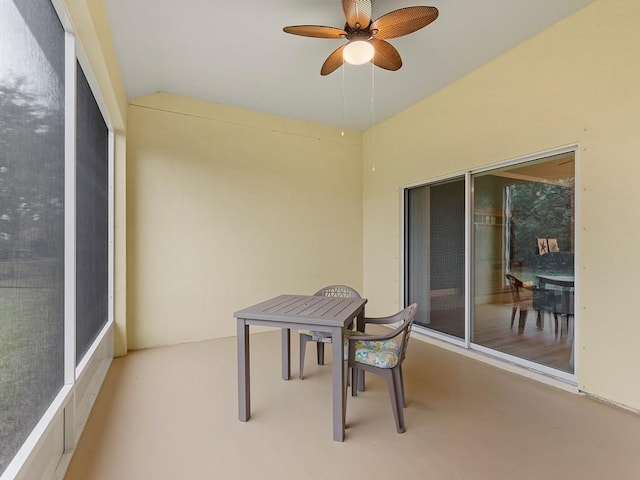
[
  {"x1": 126, "y1": 93, "x2": 363, "y2": 349},
  {"x1": 69, "y1": 0, "x2": 639, "y2": 411},
  {"x1": 363, "y1": 0, "x2": 640, "y2": 411}
]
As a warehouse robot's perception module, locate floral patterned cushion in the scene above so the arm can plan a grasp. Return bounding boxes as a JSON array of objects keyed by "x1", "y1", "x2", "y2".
[{"x1": 343, "y1": 331, "x2": 401, "y2": 369}]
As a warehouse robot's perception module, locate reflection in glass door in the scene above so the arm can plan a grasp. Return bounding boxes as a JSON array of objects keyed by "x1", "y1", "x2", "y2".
[{"x1": 472, "y1": 152, "x2": 575, "y2": 374}]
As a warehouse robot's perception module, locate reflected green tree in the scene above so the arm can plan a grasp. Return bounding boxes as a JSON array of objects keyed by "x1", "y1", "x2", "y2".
[{"x1": 507, "y1": 180, "x2": 574, "y2": 273}]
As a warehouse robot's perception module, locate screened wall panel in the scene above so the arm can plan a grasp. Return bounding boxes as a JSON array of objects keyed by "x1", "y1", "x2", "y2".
[
  {"x1": 0, "y1": 0, "x2": 66, "y2": 473},
  {"x1": 75, "y1": 62, "x2": 109, "y2": 364}
]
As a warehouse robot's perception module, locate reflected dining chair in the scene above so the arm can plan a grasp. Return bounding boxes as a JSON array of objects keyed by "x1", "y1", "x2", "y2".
[
  {"x1": 543, "y1": 288, "x2": 574, "y2": 337},
  {"x1": 298, "y1": 285, "x2": 362, "y2": 380},
  {"x1": 507, "y1": 273, "x2": 559, "y2": 334},
  {"x1": 505, "y1": 273, "x2": 533, "y2": 332},
  {"x1": 346, "y1": 303, "x2": 418, "y2": 433}
]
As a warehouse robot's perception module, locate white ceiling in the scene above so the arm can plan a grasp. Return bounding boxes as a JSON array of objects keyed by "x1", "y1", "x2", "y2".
[{"x1": 103, "y1": 0, "x2": 595, "y2": 131}]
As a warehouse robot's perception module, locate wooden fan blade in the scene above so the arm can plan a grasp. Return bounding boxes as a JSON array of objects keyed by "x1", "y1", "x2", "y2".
[
  {"x1": 283, "y1": 25, "x2": 347, "y2": 39},
  {"x1": 370, "y1": 38, "x2": 402, "y2": 71},
  {"x1": 321, "y1": 44, "x2": 346, "y2": 76},
  {"x1": 342, "y1": 0, "x2": 372, "y2": 29},
  {"x1": 371, "y1": 6, "x2": 439, "y2": 40}
]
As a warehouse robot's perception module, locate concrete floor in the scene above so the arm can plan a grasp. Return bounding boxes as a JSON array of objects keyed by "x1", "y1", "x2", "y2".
[{"x1": 65, "y1": 330, "x2": 640, "y2": 480}]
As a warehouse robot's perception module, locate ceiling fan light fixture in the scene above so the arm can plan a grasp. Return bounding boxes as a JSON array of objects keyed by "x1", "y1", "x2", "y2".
[
  {"x1": 342, "y1": 40, "x2": 374, "y2": 65},
  {"x1": 283, "y1": 1, "x2": 439, "y2": 75}
]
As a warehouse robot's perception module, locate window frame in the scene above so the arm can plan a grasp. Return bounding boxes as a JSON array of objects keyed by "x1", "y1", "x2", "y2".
[{"x1": 0, "y1": 1, "x2": 115, "y2": 477}]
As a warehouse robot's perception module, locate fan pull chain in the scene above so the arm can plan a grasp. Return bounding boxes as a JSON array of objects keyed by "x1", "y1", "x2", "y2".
[
  {"x1": 370, "y1": 62, "x2": 376, "y2": 173},
  {"x1": 341, "y1": 60, "x2": 346, "y2": 137}
]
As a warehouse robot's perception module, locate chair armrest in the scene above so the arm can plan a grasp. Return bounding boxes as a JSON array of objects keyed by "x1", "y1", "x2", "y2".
[
  {"x1": 362, "y1": 316, "x2": 395, "y2": 325},
  {"x1": 349, "y1": 321, "x2": 407, "y2": 343},
  {"x1": 361, "y1": 311, "x2": 405, "y2": 326}
]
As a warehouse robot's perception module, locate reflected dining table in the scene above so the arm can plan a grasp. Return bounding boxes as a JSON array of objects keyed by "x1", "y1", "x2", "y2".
[
  {"x1": 535, "y1": 274, "x2": 575, "y2": 318},
  {"x1": 535, "y1": 274, "x2": 576, "y2": 368},
  {"x1": 234, "y1": 294, "x2": 367, "y2": 441},
  {"x1": 535, "y1": 274, "x2": 575, "y2": 289}
]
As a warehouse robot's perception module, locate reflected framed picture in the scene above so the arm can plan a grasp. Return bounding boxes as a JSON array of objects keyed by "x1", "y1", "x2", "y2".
[
  {"x1": 537, "y1": 238, "x2": 549, "y2": 255},
  {"x1": 548, "y1": 238, "x2": 559, "y2": 252}
]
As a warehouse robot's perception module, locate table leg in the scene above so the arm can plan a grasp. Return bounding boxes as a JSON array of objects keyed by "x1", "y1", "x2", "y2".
[
  {"x1": 331, "y1": 326, "x2": 345, "y2": 442},
  {"x1": 237, "y1": 319, "x2": 250, "y2": 422},
  {"x1": 356, "y1": 309, "x2": 365, "y2": 332},
  {"x1": 281, "y1": 328, "x2": 290, "y2": 380},
  {"x1": 562, "y1": 289, "x2": 571, "y2": 325},
  {"x1": 355, "y1": 308, "x2": 366, "y2": 392}
]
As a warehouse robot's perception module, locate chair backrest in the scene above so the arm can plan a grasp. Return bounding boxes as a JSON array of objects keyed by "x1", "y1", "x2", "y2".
[
  {"x1": 374, "y1": 303, "x2": 417, "y2": 365},
  {"x1": 532, "y1": 286, "x2": 551, "y2": 310},
  {"x1": 313, "y1": 285, "x2": 361, "y2": 299},
  {"x1": 398, "y1": 304, "x2": 418, "y2": 364},
  {"x1": 505, "y1": 274, "x2": 524, "y2": 302}
]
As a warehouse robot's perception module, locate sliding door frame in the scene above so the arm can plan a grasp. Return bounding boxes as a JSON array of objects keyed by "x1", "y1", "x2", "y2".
[
  {"x1": 401, "y1": 144, "x2": 579, "y2": 384},
  {"x1": 401, "y1": 171, "x2": 470, "y2": 350}
]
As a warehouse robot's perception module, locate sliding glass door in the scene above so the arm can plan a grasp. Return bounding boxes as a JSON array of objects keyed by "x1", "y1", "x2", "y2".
[
  {"x1": 472, "y1": 153, "x2": 575, "y2": 374},
  {"x1": 405, "y1": 178, "x2": 465, "y2": 340},
  {"x1": 404, "y1": 150, "x2": 575, "y2": 377}
]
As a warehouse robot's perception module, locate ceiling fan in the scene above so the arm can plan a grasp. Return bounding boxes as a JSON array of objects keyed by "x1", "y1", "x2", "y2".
[{"x1": 283, "y1": 0, "x2": 439, "y2": 76}]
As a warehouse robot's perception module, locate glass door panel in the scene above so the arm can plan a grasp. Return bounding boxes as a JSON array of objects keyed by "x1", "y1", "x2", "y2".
[
  {"x1": 406, "y1": 178, "x2": 465, "y2": 339},
  {"x1": 472, "y1": 153, "x2": 575, "y2": 373}
]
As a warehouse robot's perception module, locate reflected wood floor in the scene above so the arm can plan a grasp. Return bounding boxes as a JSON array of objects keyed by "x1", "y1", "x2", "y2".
[
  {"x1": 425, "y1": 300, "x2": 573, "y2": 372},
  {"x1": 474, "y1": 303, "x2": 574, "y2": 372},
  {"x1": 65, "y1": 330, "x2": 640, "y2": 480}
]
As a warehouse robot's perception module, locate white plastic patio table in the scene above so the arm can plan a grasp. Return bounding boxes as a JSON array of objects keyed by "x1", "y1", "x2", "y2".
[{"x1": 234, "y1": 294, "x2": 367, "y2": 442}]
